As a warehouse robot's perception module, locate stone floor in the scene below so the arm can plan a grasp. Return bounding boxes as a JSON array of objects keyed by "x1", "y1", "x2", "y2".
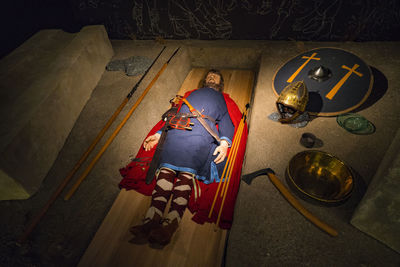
[{"x1": 0, "y1": 39, "x2": 399, "y2": 267}]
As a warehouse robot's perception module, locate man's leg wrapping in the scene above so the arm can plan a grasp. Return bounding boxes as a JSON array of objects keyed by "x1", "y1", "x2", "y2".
[
  {"x1": 130, "y1": 168, "x2": 176, "y2": 242},
  {"x1": 167, "y1": 171, "x2": 194, "y2": 222},
  {"x1": 149, "y1": 171, "x2": 194, "y2": 246},
  {"x1": 146, "y1": 167, "x2": 176, "y2": 219}
]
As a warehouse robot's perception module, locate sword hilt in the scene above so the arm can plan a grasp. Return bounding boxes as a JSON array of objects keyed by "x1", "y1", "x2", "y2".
[{"x1": 182, "y1": 98, "x2": 195, "y2": 112}]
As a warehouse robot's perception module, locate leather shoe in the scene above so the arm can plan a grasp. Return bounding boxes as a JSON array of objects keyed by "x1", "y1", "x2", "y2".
[
  {"x1": 129, "y1": 213, "x2": 161, "y2": 244},
  {"x1": 148, "y1": 218, "x2": 179, "y2": 246}
]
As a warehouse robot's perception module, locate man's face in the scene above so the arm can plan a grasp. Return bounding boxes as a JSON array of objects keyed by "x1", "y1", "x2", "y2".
[{"x1": 205, "y1": 72, "x2": 221, "y2": 85}]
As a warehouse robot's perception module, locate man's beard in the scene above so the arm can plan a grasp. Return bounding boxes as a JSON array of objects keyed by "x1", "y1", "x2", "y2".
[{"x1": 204, "y1": 81, "x2": 222, "y2": 91}]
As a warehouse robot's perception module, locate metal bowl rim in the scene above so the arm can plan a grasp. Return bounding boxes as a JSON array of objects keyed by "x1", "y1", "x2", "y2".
[{"x1": 287, "y1": 150, "x2": 354, "y2": 203}]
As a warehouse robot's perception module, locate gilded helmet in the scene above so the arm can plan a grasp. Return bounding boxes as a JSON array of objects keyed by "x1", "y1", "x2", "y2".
[{"x1": 276, "y1": 80, "x2": 309, "y2": 123}]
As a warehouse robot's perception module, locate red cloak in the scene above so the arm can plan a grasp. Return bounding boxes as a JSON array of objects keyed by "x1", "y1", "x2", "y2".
[{"x1": 119, "y1": 90, "x2": 248, "y2": 229}]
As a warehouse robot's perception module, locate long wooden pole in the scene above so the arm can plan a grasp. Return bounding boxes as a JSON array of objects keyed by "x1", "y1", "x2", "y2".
[
  {"x1": 267, "y1": 172, "x2": 339, "y2": 237},
  {"x1": 208, "y1": 127, "x2": 239, "y2": 218},
  {"x1": 209, "y1": 105, "x2": 248, "y2": 220},
  {"x1": 241, "y1": 168, "x2": 339, "y2": 237},
  {"x1": 58, "y1": 46, "x2": 166, "y2": 199},
  {"x1": 220, "y1": 116, "x2": 246, "y2": 197},
  {"x1": 216, "y1": 112, "x2": 247, "y2": 226},
  {"x1": 63, "y1": 47, "x2": 181, "y2": 201},
  {"x1": 16, "y1": 47, "x2": 169, "y2": 245},
  {"x1": 208, "y1": 118, "x2": 241, "y2": 218}
]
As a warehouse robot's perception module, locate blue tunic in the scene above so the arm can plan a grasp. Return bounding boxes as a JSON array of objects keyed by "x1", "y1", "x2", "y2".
[{"x1": 159, "y1": 87, "x2": 234, "y2": 184}]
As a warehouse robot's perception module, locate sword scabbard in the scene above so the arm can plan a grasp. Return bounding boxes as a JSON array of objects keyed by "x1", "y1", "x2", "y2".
[{"x1": 145, "y1": 125, "x2": 168, "y2": 185}]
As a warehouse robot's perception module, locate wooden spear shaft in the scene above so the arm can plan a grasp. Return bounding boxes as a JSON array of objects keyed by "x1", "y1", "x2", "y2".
[
  {"x1": 220, "y1": 109, "x2": 248, "y2": 197},
  {"x1": 16, "y1": 47, "x2": 170, "y2": 244},
  {"x1": 64, "y1": 47, "x2": 180, "y2": 201},
  {"x1": 208, "y1": 105, "x2": 248, "y2": 219},
  {"x1": 58, "y1": 46, "x2": 166, "y2": 198},
  {"x1": 208, "y1": 120, "x2": 242, "y2": 218},
  {"x1": 267, "y1": 172, "x2": 338, "y2": 237},
  {"x1": 216, "y1": 114, "x2": 247, "y2": 227},
  {"x1": 220, "y1": 121, "x2": 244, "y2": 198}
]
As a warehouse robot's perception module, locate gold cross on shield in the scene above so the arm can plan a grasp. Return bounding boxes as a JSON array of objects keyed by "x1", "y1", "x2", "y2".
[
  {"x1": 326, "y1": 64, "x2": 363, "y2": 100},
  {"x1": 287, "y1": 52, "x2": 320, "y2": 83}
]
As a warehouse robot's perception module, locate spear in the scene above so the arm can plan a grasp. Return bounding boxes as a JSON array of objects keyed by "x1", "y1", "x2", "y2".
[
  {"x1": 17, "y1": 46, "x2": 172, "y2": 244},
  {"x1": 63, "y1": 47, "x2": 181, "y2": 200},
  {"x1": 209, "y1": 104, "x2": 249, "y2": 224}
]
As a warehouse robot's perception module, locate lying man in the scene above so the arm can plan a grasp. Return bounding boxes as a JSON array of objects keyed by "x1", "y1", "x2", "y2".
[{"x1": 119, "y1": 69, "x2": 247, "y2": 247}]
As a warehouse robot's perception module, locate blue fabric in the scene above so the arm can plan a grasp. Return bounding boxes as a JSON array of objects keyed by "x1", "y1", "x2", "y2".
[
  {"x1": 159, "y1": 87, "x2": 234, "y2": 184},
  {"x1": 210, "y1": 161, "x2": 222, "y2": 183},
  {"x1": 159, "y1": 163, "x2": 197, "y2": 175},
  {"x1": 158, "y1": 162, "x2": 220, "y2": 185},
  {"x1": 220, "y1": 136, "x2": 232, "y2": 147}
]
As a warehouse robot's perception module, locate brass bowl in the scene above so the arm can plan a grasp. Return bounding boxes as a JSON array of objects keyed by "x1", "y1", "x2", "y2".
[{"x1": 287, "y1": 150, "x2": 353, "y2": 203}]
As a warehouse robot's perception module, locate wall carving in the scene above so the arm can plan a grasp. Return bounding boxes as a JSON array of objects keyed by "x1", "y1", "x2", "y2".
[{"x1": 72, "y1": 0, "x2": 400, "y2": 41}]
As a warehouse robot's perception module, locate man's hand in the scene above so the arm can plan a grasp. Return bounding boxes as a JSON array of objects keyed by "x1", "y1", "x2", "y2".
[
  {"x1": 213, "y1": 140, "x2": 229, "y2": 164},
  {"x1": 143, "y1": 133, "x2": 161, "y2": 151}
]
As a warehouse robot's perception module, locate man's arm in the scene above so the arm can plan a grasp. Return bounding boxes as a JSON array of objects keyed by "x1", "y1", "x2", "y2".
[
  {"x1": 213, "y1": 110, "x2": 235, "y2": 164},
  {"x1": 218, "y1": 110, "x2": 235, "y2": 146},
  {"x1": 143, "y1": 133, "x2": 161, "y2": 151}
]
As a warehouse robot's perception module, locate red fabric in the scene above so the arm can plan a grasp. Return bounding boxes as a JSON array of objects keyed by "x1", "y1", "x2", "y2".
[{"x1": 119, "y1": 90, "x2": 248, "y2": 229}]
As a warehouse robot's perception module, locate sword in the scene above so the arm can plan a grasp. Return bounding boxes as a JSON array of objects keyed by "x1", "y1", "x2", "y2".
[{"x1": 145, "y1": 105, "x2": 178, "y2": 185}]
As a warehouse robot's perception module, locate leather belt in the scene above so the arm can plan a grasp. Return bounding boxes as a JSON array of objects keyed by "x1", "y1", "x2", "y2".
[{"x1": 182, "y1": 98, "x2": 221, "y2": 143}]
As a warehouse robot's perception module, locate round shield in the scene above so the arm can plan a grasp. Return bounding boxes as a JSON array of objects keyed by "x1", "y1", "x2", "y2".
[{"x1": 272, "y1": 47, "x2": 373, "y2": 116}]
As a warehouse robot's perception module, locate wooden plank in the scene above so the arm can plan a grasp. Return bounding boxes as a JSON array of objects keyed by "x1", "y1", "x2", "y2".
[
  {"x1": 223, "y1": 69, "x2": 254, "y2": 112},
  {"x1": 178, "y1": 68, "x2": 254, "y2": 112},
  {"x1": 177, "y1": 68, "x2": 207, "y2": 96},
  {"x1": 79, "y1": 68, "x2": 254, "y2": 267}
]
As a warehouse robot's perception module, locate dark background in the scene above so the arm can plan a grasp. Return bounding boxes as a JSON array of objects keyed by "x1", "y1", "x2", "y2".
[{"x1": 1, "y1": 0, "x2": 400, "y2": 59}]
